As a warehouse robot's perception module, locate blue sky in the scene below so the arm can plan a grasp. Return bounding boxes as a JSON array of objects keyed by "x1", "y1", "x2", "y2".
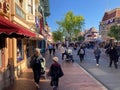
[{"x1": 47, "y1": 0, "x2": 120, "y2": 31}]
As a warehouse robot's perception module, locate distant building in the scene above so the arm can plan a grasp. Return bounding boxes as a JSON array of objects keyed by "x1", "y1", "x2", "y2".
[
  {"x1": 99, "y1": 8, "x2": 120, "y2": 41},
  {"x1": 84, "y1": 27, "x2": 99, "y2": 42}
]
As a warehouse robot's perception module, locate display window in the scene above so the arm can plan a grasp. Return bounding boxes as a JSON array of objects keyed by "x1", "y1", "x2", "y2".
[
  {"x1": 17, "y1": 39, "x2": 23, "y2": 63},
  {"x1": 0, "y1": 49, "x2": 2, "y2": 68},
  {"x1": 0, "y1": 38, "x2": 5, "y2": 68}
]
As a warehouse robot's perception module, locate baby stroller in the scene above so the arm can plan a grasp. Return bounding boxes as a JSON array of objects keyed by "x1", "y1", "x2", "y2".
[
  {"x1": 65, "y1": 48, "x2": 74, "y2": 62},
  {"x1": 40, "y1": 58, "x2": 47, "y2": 79}
]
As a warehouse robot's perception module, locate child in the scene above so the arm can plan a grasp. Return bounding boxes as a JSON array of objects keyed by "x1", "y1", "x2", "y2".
[{"x1": 48, "y1": 57, "x2": 64, "y2": 90}]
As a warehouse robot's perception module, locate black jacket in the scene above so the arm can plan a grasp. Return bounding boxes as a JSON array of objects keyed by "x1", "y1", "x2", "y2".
[{"x1": 48, "y1": 63, "x2": 64, "y2": 78}]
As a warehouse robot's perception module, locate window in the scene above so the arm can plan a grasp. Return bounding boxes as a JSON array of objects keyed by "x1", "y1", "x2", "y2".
[
  {"x1": 28, "y1": 0, "x2": 33, "y2": 14},
  {"x1": 0, "y1": 38, "x2": 5, "y2": 68},
  {"x1": 17, "y1": 39, "x2": 23, "y2": 63},
  {"x1": 0, "y1": 49, "x2": 2, "y2": 67}
]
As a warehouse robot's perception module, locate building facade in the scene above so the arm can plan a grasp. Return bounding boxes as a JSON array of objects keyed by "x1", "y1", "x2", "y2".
[
  {"x1": 84, "y1": 27, "x2": 99, "y2": 42},
  {"x1": 99, "y1": 8, "x2": 120, "y2": 41},
  {"x1": 0, "y1": 0, "x2": 51, "y2": 89}
]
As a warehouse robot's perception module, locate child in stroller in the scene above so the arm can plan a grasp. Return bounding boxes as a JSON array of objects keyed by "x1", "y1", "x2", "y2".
[
  {"x1": 40, "y1": 58, "x2": 47, "y2": 79},
  {"x1": 65, "y1": 48, "x2": 74, "y2": 62}
]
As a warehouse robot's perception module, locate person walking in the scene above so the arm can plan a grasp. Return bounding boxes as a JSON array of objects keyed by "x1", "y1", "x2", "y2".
[
  {"x1": 48, "y1": 43, "x2": 53, "y2": 55},
  {"x1": 52, "y1": 43, "x2": 56, "y2": 55},
  {"x1": 115, "y1": 43, "x2": 120, "y2": 63},
  {"x1": 107, "y1": 45, "x2": 118, "y2": 69},
  {"x1": 93, "y1": 46, "x2": 101, "y2": 66},
  {"x1": 30, "y1": 48, "x2": 44, "y2": 88},
  {"x1": 60, "y1": 45, "x2": 66, "y2": 60},
  {"x1": 48, "y1": 57, "x2": 64, "y2": 90},
  {"x1": 77, "y1": 46, "x2": 85, "y2": 62}
]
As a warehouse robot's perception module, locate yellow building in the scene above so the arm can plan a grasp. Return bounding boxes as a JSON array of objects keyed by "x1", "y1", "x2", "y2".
[{"x1": 0, "y1": 0, "x2": 45, "y2": 89}]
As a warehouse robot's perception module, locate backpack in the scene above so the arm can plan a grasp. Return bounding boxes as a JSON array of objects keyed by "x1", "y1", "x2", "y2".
[
  {"x1": 79, "y1": 49, "x2": 84, "y2": 54},
  {"x1": 30, "y1": 56, "x2": 36, "y2": 68},
  {"x1": 30, "y1": 56, "x2": 41, "y2": 68}
]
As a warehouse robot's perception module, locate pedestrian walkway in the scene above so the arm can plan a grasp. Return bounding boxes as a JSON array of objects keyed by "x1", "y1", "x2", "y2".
[
  {"x1": 3, "y1": 63, "x2": 107, "y2": 90},
  {"x1": 3, "y1": 49, "x2": 108, "y2": 90}
]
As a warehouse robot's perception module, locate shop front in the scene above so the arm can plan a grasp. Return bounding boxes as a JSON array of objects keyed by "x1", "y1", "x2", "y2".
[{"x1": 0, "y1": 16, "x2": 36, "y2": 89}]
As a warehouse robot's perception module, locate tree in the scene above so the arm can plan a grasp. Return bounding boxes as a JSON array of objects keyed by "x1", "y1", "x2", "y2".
[
  {"x1": 108, "y1": 25, "x2": 120, "y2": 41},
  {"x1": 56, "y1": 11, "x2": 85, "y2": 41},
  {"x1": 52, "y1": 30, "x2": 63, "y2": 42}
]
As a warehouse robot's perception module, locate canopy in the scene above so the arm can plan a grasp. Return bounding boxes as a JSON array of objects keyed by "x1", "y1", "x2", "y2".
[{"x1": 0, "y1": 16, "x2": 36, "y2": 37}]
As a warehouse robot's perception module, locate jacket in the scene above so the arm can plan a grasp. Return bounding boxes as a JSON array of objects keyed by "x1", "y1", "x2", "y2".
[{"x1": 48, "y1": 63, "x2": 64, "y2": 78}]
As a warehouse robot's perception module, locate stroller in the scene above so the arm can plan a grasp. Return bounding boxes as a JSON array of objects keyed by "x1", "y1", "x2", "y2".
[
  {"x1": 40, "y1": 58, "x2": 47, "y2": 79},
  {"x1": 65, "y1": 48, "x2": 74, "y2": 62}
]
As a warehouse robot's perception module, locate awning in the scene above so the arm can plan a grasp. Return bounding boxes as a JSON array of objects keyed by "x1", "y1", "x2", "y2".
[
  {"x1": 0, "y1": 16, "x2": 36, "y2": 37},
  {"x1": 29, "y1": 34, "x2": 44, "y2": 40}
]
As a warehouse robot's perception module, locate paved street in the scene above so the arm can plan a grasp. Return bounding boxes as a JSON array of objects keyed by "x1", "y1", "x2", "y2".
[
  {"x1": 3, "y1": 48, "x2": 108, "y2": 90},
  {"x1": 73, "y1": 47, "x2": 120, "y2": 90}
]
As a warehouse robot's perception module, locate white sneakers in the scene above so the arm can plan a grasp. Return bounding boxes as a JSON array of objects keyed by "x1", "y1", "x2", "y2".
[
  {"x1": 35, "y1": 83, "x2": 40, "y2": 88},
  {"x1": 96, "y1": 64, "x2": 99, "y2": 66}
]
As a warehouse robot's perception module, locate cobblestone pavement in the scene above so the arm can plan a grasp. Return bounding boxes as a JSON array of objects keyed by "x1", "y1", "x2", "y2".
[{"x1": 3, "y1": 49, "x2": 108, "y2": 90}]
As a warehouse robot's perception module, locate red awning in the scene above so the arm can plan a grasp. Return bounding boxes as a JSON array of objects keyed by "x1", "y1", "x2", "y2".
[{"x1": 0, "y1": 16, "x2": 36, "y2": 37}]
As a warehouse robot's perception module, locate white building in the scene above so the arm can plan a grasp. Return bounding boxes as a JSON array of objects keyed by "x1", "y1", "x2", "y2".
[{"x1": 84, "y1": 27, "x2": 99, "y2": 42}]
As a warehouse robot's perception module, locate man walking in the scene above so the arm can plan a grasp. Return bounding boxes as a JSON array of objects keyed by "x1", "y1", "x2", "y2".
[{"x1": 94, "y1": 46, "x2": 101, "y2": 66}]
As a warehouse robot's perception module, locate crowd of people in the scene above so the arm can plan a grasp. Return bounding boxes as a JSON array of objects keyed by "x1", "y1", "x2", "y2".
[{"x1": 29, "y1": 41, "x2": 120, "y2": 89}]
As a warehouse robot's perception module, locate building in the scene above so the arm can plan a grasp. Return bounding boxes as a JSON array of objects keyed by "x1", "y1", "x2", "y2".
[
  {"x1": 0, "y1": 0, "x2": 50, "y2": 89},
  {"x1": 38, "y1": 0, "x2": 51, "y2": 53},
  {"x1": 99, "y1": 8, "x2": 120, "y2": 41},
  {"x1": 84, "y1": 27, "x2": 99, "y2": 42}
]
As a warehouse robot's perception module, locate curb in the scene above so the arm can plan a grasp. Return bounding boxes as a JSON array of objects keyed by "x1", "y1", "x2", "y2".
[{"x1": 78, "y1": 63, "x2": 109, "y2": 90}]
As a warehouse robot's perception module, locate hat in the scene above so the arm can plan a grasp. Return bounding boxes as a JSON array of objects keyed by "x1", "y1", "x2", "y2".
[{"x1": 53, "y1": 57, "x2": 58, "y2": 62}]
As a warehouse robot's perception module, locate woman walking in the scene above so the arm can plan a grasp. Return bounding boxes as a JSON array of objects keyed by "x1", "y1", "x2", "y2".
[
  {"x1": 30, "y1": 48, "x2": 44, "y2": 88},
  {"x1": 94, "y1": 46, "x2": 101, "y2": 66},
  {"x1": 77, "y1": 46, "x2": 85, "y2": 62}
]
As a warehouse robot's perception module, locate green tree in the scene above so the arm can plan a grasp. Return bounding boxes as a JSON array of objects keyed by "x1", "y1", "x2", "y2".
[
  {"x1": 108, "y1": 25, "x2": 120, "y2": 41},
  {"x1": 56, "y1": 11, "x2": 85, "y2": 41},
  {"x1": 52, "y1": 30, "x2": 63, "y2": 42}
]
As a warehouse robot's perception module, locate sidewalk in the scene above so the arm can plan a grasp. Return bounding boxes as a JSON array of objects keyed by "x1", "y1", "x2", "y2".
[{"x1": 3, "y1": 50, "x2": 108, "y2": 90}]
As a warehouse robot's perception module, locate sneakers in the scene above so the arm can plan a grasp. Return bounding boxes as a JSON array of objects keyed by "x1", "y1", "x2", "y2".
[
  {"x1": 96, "y1": 64, "x2": 99, "y2": 66},
  {"x1": 53, "y1": 86, "x2": 57, "y2": 90},
  {"x1": 35, "y1": 83, "x2": 40, "y2": 88}
]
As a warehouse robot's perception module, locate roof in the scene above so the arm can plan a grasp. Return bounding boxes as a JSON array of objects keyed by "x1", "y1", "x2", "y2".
[
  {"x1": 88, "y1": 27, "x2": 97, "y2": 33},
  {"x1": 102, "y1": 8, "x2": 120, "y2": 21}
]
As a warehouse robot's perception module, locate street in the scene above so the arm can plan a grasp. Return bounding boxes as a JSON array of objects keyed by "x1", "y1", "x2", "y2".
[
  {"x1": 72, "y1": 47, "x2": 120, "y2": 90},
  {"x1": 3, "y1": 47, "x2": 120, "y2": 90}
]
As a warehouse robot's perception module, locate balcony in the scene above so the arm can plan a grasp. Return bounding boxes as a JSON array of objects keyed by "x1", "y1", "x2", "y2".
[{"x1": 40, "y1": 0, "x2": 50, "y2": 17}]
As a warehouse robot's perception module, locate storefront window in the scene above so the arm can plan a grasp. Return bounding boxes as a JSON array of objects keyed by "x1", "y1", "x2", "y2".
[
  {"x1": 31, "y1": 40, "x2": 35, "y2": 52},
  {"x1": 26, "y1": 41, "x2": 30, "y2": 58},
  {"x1": 0, "y1": 50, "x2": 2, "y2": 67},
  {"x1": 17, "y1": 39, "x2": 23, "y2": 63},
  {"x1": 0, "y1": 38, "x2": 5, "y2": 68}
]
